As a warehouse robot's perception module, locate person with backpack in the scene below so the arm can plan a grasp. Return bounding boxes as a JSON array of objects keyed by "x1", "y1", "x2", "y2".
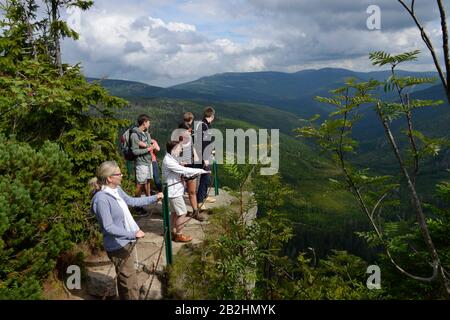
[
  {"x1": 130, "y1": 114, "x2": 155, "y2": 214},
  {"x1": 195, "y1": 106, "x2": 217, "y2": 207},
  {"x1": 178, "y1": 119, "x2": 205, "y2": 221},
  {"x1": 89, "y1": 161, "x2": 163, "y2": 300},
  {"x1": 119, "y1": 125, "x2": 137, "y2": 180}
]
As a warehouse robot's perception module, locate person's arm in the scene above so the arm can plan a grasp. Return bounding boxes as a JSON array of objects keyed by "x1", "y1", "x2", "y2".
[
  {"x1": 165, "y1": 156, "x2": 208, "y2": 177},
  {"x1": 93, "y1": 199, "x2": 136, "y2": 240},
  {"x1": 152, "y1": 139, "x2": 160, "y2": 152},
  {"x1": 131, "y1": 132, "x2": 151, "y2": 156},
  {"x1": 117, "y1": 187, "x2": 161, "y2": 207}
]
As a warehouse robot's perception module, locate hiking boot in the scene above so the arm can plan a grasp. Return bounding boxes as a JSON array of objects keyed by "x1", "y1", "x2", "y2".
[
  {"x1": 205, "y1": 196, "x2": 216, "y2": 203},
  {"x1": 173, "y1": 233, "x2": 192, "y2": 243}
]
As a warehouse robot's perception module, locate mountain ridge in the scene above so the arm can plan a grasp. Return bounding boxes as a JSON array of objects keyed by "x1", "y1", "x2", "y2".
[{"x1": 89, "y1": 67, "x2": 439, "y2": 117}]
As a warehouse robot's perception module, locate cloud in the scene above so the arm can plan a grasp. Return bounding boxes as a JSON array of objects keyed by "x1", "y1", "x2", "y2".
[{"x1": 60, "y1": 0, "x2": 449, "y2": 86}]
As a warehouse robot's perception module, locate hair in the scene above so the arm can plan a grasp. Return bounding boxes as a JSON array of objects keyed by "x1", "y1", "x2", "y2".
[
  {"x1": 166, "y1": 140, "x2": 181, "y2": 155},
  {"x1": 203, "y1": 106, "x2": 215, "y2": 118},
  {"x1": 88, "y1": 160, "x2": 119, "y2": 195},
  {"x1": 183, "y1": 112, "x2": 194, "y2": 123},
  {"x1": 137, "y1": 114, "x2": 151, "y2": 126},
  {"x1": 178, "y1": 121, "x2": 192, "y2": 131}
]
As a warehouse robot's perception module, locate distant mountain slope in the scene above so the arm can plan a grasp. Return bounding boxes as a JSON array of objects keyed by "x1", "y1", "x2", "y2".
[
  {"x1": 87, "y1": 77, "x2": 219, "y2": 101},
  {"x1": 170, "y1": 68, "x2": 438, "y2": 116},
  {"x1": 89, "y1": 68, "x2": 438, "y2": 118},
  {"x1": 86, "y1": 78, "x2": 165, "y2": 98}
]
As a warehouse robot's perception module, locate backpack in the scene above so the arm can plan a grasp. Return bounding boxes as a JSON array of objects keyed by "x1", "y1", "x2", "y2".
[{"x1": 119, "y1": 127, "x2": 136, "y2": 161}]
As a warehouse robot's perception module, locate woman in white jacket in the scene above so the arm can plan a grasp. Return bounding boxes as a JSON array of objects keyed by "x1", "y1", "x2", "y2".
[{"x1": 162, "y1": 141, "x2": 209, "y2": 242}]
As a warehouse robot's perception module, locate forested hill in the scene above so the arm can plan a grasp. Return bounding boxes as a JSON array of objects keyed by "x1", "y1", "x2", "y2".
[{"x1": 90, "y1": 68, "x2": 438, "y2": 117}]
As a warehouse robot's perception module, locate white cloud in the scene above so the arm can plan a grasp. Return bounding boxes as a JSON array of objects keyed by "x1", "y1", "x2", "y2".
[{"x1": 60, "y1": 0, "x2": 448, "y2": 86}]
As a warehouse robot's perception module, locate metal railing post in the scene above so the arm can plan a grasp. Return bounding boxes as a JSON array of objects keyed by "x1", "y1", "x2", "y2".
[
  {"x1": 162, "y1": 183, "x2": 173, "y2": 265},
  {"x1": 213, "y1": 160, "x2": 219, "y2": 196}
]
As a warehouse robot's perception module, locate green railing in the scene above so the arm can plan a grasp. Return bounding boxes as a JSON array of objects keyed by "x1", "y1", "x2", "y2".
[
  {"x1": 213, "y1": 159, "x2": 219, "y2": 196},
  {"x1": 162, "y1": 183, "x2": 173, "y2": 265}
]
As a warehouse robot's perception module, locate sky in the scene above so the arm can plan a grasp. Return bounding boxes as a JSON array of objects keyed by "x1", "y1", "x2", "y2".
[{"x1": 59, "y1": 0, "x2": 449, "y2": 87}]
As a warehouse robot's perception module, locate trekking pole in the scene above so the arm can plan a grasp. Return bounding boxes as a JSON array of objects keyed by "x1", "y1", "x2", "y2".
[
  {"x1": 134, "y1": 243, "x2": 139, "y2": 270},
  {"x1": 162, "y1": 183, "x2": 173, "y2": 265},
  {"x1": 213, "y1": 159, "x2": 219, "y2": 196}
]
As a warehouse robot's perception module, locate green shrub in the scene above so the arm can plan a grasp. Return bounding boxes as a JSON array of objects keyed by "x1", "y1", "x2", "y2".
[{"x1": 0, "y1": 135, "x2": 74, "y2": 298}]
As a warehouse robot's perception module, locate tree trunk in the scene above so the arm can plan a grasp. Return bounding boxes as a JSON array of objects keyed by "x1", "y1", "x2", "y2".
[{"x1": 51, "y1": 0, "x2": 63, "y2": 75}]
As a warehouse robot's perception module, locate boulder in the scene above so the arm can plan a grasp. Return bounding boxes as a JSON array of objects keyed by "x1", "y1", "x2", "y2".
[{"x1": 86, "y1": 271, "x2": 117, "y2": 298}]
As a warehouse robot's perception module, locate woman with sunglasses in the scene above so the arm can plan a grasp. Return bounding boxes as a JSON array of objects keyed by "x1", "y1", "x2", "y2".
[{"x1": 89, "y1": 160, "x2": 163, "y2": 300}]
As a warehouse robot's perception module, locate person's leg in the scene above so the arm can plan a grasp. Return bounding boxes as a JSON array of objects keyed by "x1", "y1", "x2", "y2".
[
  {"x1": 107, "y1": 244, "x2": 139, "y2": 300},
  {"x1": 144, "y1": 180, "x2": 151, "y2": 196},
  {"x1": 170, "y1": 212, "x2": 177, "y2": 235},
  {"x1": 152, "y1": 161, "x2": 162, "y2": 192},
  {"x1": 170, "y1": 197, "x2": 192, "y2": 242},
  {"x1": 187, "y1": 179, "x2": 198, "y2": 210},
  {"x1": 135, "y1": 165, "x2": 146, "y2": 196},
  {"x1": 174, "y1": 214, "x2": 189, "y2": 234},
  {"x1": 187, "y1": 179, "x2": 206, "y2": 221},
  {"x1": 135, "y1": 184, "x2": 144, "y2": 197},
  {"x1": 135, "y1": 165, "x2": 148, "y2": 214},
  {"x1": 197, "y1": 164, "x2": 210, "y2": 203}
]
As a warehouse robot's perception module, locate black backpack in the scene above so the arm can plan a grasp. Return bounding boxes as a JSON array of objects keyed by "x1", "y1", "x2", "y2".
[{"x1": 119, "y1": 127, "x2": 136, "y2": 161}]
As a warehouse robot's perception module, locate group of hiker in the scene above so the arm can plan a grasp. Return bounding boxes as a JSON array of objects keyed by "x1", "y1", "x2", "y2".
[{"x1": 89, "y1": 106, "x2": 217, "y2": 300}]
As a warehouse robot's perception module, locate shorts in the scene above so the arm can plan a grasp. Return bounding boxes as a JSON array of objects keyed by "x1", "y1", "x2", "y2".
[
  {"x1": 169, "y1": 196, "x2": 187, "y2": 216},
  {"x1": 135, "y1": 164, "x2": 153, "y2": 184}
]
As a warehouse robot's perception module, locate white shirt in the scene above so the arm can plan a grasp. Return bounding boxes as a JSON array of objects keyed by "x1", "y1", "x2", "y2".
[
  {"x1": 102, "y1": 186, "x2": 139, "y2": 237},
  {"x1": 162, "y1": 153, "x2": 208, "y2": 198}
]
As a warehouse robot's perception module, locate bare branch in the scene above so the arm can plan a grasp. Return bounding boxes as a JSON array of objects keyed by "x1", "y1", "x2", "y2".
[
  {"x1": 397, "y1": 0, "x2": 447, "y2": 89},
  {"x1": 385, "y1": 248, "x2": 439, "y2": 282},
  {"x1": 437, "y1": 0, "x2": 450, "y2": 93},
  {"x1": 398, "y1": 0, "x2": 450, "y2": 105},
  {"x1": 370, "y1": 192, "x2": 389, "y2": 219}
]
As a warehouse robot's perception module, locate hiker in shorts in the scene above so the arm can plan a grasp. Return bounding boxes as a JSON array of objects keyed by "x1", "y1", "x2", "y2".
[
  {"x1": 177, "y1": 120, "x2": 205, "y2": 221},
  {"x1": 131, "y1": 114, "x2": 155, "y2": 214},
  {"x1": 162, "y1": 141, "x2": 209, "y2": 242}
]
